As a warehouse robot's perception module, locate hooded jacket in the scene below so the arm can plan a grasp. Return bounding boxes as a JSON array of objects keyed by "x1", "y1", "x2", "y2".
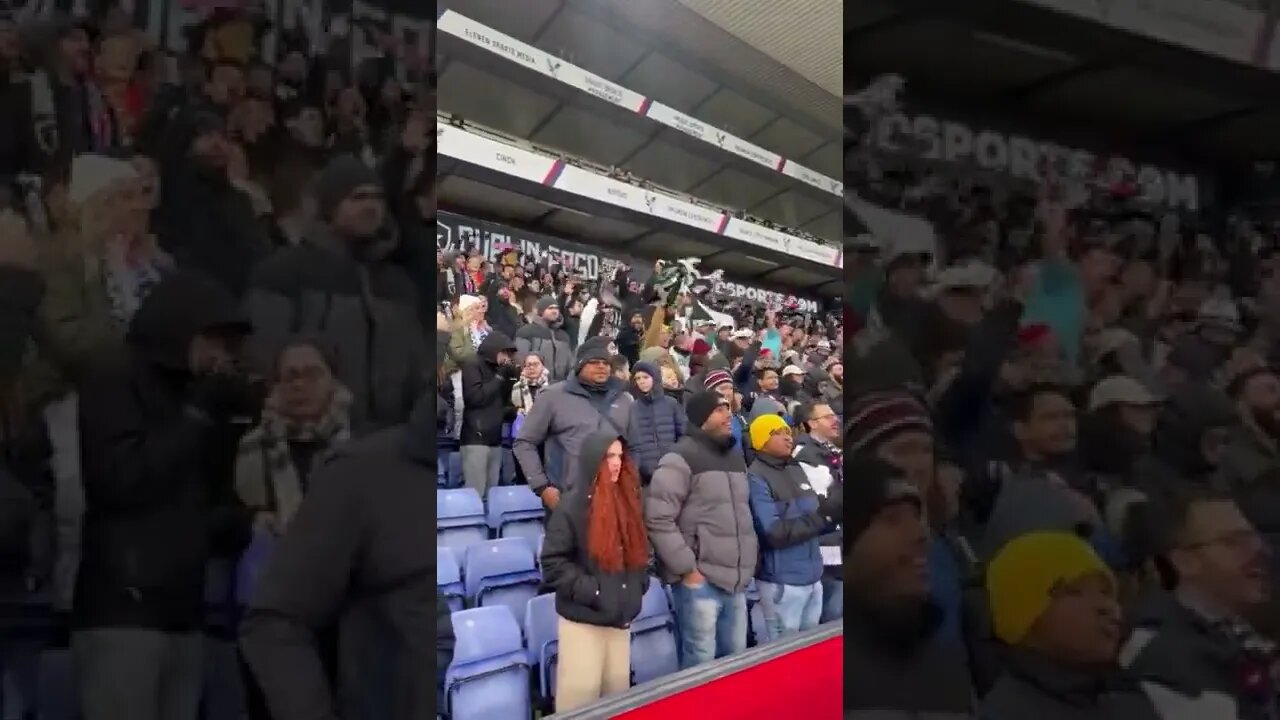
[
  {"x1": 515, "y1": 318, "x2": 574, "y2": 383},
  {"x1": 540, "y1": 432, "x2": 648, "y2": 629},
  {"x1": 245, "y1": 222, "x2": 427, "y2": 436},
  {"x1": 625, "y1": 361, "x2": 685, "y2": 484},
  {"x1": 74, "y1": 272, "x2": 253, "y2": 631},
  {"x1": 459, "y1": 332, "x2": 515, "y2": 447},
  {"x1": 645, "y1": 427, "x2": 757, "y2": 594},
  {"x1": 240, "y1": 394, "x2": 434, "y2": 720}
]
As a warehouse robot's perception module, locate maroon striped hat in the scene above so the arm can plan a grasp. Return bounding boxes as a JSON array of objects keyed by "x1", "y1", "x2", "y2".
[{"x1": 844, "y1": 391, "x2": 933, "y2": 457}]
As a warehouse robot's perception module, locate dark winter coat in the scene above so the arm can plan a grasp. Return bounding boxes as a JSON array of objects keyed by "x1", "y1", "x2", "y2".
[
  {"x1": 540, "y1": 432, "x2": 647, "y2": 629},
  {"x1": 459, "y1": 332, "x2": 515, "y2": 447},
  {"x1": 979, "y1": 649, "x2": 1159, "y2": 720},
  {"x1": 747, "y1": 453, "x2": 832, "y2": 587},
  {"x1": 241, "y1": 394, "x2": 435, "y2": 720},
  {"x1": 74, "y1": 272, "x2": 253, "y2": 632},
  {"x1": 625, "y1": 363, "x2": 685, "y2": 483},
  {"x1": 245, "y1": 223, "x2": 427, "y2": 436}
]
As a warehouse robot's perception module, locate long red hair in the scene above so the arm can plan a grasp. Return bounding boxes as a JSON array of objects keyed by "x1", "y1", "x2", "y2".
[{"x1": 586, "y1": 447, "x2": 650, "y2": 573}]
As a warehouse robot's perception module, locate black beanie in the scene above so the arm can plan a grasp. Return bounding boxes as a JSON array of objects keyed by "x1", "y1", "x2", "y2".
[
  {"x1": 842, "y1": 456, "x2": 921, "y2": 555},
  {"x1": 576, "y1": 336, "x2": 613, "y2": 368},
  {"x1": 686, "y1": 390, "x2": 727, "y2": 429},
  {"x1": 314, "y1": 154, "x2": 381, "y2": 219}
]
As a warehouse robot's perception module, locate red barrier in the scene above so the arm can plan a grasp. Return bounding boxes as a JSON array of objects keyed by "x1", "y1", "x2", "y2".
[{"x1": 614, "y1": 635, "x2": 843, "y2": 720}]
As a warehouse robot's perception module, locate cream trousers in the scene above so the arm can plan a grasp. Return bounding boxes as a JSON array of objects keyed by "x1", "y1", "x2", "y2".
[{"x1": 554, "y1": 615, "x2": 631, "y2": 712}]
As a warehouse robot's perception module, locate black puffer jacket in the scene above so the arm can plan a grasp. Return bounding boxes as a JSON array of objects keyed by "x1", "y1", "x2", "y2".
[
  {"x1": 459, "y1": 332, "x2": 515, "y2": 447},
  {"x1": 75, "y1": 272, "x2": 253, "y2": 631},
  {"x1": 540, "y1": 432, "x2": 647, "y2": 629}
]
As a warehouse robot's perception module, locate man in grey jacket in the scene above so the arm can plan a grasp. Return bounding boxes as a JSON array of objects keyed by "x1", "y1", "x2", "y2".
[
  {"x1": 645, "y1": 391, "x2": 757, "y2": 669},
  {"x1": 244, "y1": 155, "x2": 427, "y2": 436},
  {"x1": 514, "y1": 297, "x2": 574, "y2": 383},
  {"x1": 513, "y1": 336, "x2": 632, "y2": 510}
]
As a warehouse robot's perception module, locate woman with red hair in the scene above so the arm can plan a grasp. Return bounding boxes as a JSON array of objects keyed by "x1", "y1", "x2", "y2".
[{"x1": 541, "y1": 432, "x2": 651, "y2": 712}]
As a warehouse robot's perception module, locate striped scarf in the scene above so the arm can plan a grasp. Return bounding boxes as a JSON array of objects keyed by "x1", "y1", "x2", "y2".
[{"x1": 234, "y1": 386, "x2": 353, "y2": 530}]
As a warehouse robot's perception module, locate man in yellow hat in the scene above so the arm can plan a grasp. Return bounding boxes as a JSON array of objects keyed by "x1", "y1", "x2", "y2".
[
  {"x1": 980, "y1": 531, "x2": 1159, "y2": 719},
  {"x1": 745, "y1": 414, "x2": 840, "y2": 642}
]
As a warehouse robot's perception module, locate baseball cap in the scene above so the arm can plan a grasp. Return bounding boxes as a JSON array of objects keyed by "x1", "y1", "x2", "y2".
[
  {"x1": 731, "y1": 328, "x2": 754, "y2": 340},
  {"x1": 782, "y1": 365, "x2": 805, "y2": 378},
  {"x1": 1087, "y1": 376, "x2": 1161, "y2": 412}
]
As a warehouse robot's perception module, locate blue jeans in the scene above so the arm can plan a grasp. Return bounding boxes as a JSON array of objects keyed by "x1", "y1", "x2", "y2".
[
  {"x1": 756, "y1": 580, "x2": 823, "y2": 642},
  {"x1": 820, "y1": 576, "x2": 843, "y2": 623},
  {"x1": 669, "y1": 581, "x2": 747, "y2": 669}
]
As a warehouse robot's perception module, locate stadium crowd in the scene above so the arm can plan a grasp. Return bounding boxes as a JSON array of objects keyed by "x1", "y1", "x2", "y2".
[
  {"x1": 844, "y1": 76, "x2": 1280, "y2": 719},
  {"x1": 0, "y1": 3, "x2": 431, "y2": 720},
  {"x1": 435, "y1": 237, "x2": 845, "y2": 713}
]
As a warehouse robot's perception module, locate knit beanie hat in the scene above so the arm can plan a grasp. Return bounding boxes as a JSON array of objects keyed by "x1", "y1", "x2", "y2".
[
  {"x1": 843, "y1": 456, "x2": 921, "y2": 550},
  {"x1": 845, "y1": 391, "x2": 932, "y2": 457},
  {"x1": 750, "y1": 413, "x2": 790, "y2": 452},
  {"x1": 536, "y1": 295, "x2": 558, "y2": 314},
  {"x1": 576, "y1": 336, "x2": 614, "y2": 368},
  {"x1": 687, "y1": 390, "x2": 728, "y2": 429},
  {"x1": 314, "y1": 154, "x2": 381, "y2": 219},
  {"x1": 986, "y1": 531, "x2": 1114, "y2": 645},
  {"x1": 632, "y1": 361, "x2": 659, "y2": 382},
  {"x1": 457, "y1": 295, "x2": 481, "y2": 315},
  {"x1": 704, "y1": 369, "x2": 732, "y2": 392}
]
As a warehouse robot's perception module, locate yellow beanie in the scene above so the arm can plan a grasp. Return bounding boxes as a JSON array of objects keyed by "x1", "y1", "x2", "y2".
[
  {"x1": 749, "y1": 414, "x2": 790, "y2": 452},
  {"x1": 986, "y1": 531, "x2": 1113, "y2": 645}
]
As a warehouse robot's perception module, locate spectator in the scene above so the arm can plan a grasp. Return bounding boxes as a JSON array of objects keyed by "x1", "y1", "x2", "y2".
[
  {"x1": 511, "y1": 351, "x2": 548, "y2": 417},
  {"x1": 73, "y1": 271, "x2": 256, "y2": 720},
  {"x1": 646, "y1": 390, "x2": 756, "y2": 668},
  {"x1": 37, "y1": 154, "x2": 169, "y2": 384},
  {"x1": 154, "y1": 109, "x2": 268, "y2": 296},
  {"x1": 746, "y1": 414, "x2": 839, "y2": 641},
  {"x1": 240, "y1": 394, "x2": 433, "y2": 720},
  {"x1": 704, "y1": 368, "x2": 746, "y2": 454},
  {"x1": 245, "y1": 154, "x2": 426, "y2": 435},
  {"x1": 459, "y1": 332, "x2": 517, "y2": 497},
  {"x1": 625, "y1": 361, "x2": 685, "y2": 486},
  {"x1": 793, "y1": 401, "x2": 844, "y2": 622},
  {"x1": 234, "y1": 338, "x2": 351, "y2": 533},
  {"x1": 514, "y1": 337, "x2": 633, "y2": 510},
  {"x1": 1122, "y1": 486, "x2": 1274, "y2": 719},
  {"x1": 843, "y1": 456, "x2": 973, "y2": 717},
  {"x1": 446, "y1": 294, "x2": 488, "y2": 370},
  {"x1": 515, "y1": 296, "x2": 575, "y2": 383},
  {"x1": 980, "y1": 531, "x2": 1158, "y2": 719},
  {"x1": 1218, "y1": 366, "x2": 1280, "y2": 489},
  {"x1": 0, "y1": 210, "x2": 55, "y2": 717},
  {"x1": 540, "y1": 433, "x2": 648, "y2": 712}
]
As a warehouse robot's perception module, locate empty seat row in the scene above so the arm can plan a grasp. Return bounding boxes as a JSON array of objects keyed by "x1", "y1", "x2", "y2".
[
  {"x1": 445, "y1": 579, "x2": 680, "y2": 719},
  {"x1": 437, "y1": 538, "x2": 542, "y2": 634},
  {"x1": 438, "y1": 487, "x2": 546, "y2": 561}
]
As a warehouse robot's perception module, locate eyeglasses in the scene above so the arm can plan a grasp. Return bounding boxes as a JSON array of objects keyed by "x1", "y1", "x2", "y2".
[
  {"x1": 1179, "y1": 529, "x2": 1262, "y2": 552},
  {"x1": 808, "y1": 413, "x2": 837, "y2": 423}
]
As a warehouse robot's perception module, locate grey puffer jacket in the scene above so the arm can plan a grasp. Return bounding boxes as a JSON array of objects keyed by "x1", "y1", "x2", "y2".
[
  {"x1": 512, "y1": 375, "x2": 633, "y2": 495},
  {"x1": 514, "y1": 320, "x2": 574, "y2": 383},
  {"x1": 645, "y1": 427, "x2": 757, "y2": 594}
]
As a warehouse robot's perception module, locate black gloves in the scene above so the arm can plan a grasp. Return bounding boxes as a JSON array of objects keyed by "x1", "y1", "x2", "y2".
[{"x1": 188, "y1": 370, "x2": 264, "y2": 424}]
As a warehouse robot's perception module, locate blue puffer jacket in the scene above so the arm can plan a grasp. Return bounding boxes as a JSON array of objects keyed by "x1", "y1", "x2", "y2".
[
  {"x1": 747, "y1": 454, "x2": 831, "y2": 587},
  {"x1": 626, "y1": 363, "x2": 686, "y2": 483}
]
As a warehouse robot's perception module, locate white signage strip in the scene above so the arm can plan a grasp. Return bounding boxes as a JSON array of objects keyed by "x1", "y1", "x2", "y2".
[
  {"x1": 437, "y1": 9, "x2": 843, "y2": 197},
  {"x1": 437, "y1": 124, "x2": 843, "y2": 269},
  {"x1": 1020, "y1": 0, "x2": 1271, "y2": 69}
]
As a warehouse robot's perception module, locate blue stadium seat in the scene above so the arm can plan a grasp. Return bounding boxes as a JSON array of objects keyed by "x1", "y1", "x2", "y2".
[
  {"x1": 630, "y1": 577, "x2": 678, "y2": 685},
  {"x1": 446, "y1": 606, "x2": 531, "y2": 720},
  {"x1": 524, "y1": 593, "x2": 559, "y2": 706},
  {"x1": 438, "y1": 489, "x2": 488, "y2": 558},
  {"x1": 464, "y1": 538, "x2": 541, "y2": 634},
  {"x1": 437, "y1": 547, "x2": 465, "y2": 612},
  {"x1": 486, "y1": 486, "x2": 545, "y2": 548}
]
